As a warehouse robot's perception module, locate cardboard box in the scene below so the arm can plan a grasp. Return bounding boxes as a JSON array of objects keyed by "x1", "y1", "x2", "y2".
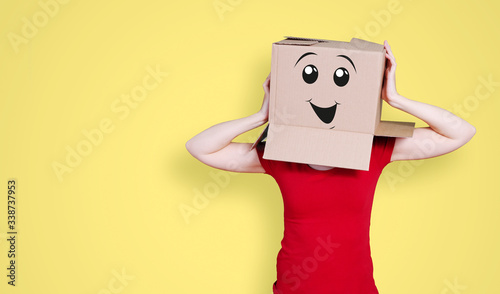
[{"x1": 253, "y1": 36, "x2": 415, "y2": 171}]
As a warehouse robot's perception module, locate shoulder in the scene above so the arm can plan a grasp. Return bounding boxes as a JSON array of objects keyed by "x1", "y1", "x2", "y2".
[
  {"x1": 255, "y1": 142, "x2": 287, "y2": 176},
  {"x1": 370, "y1": 136, "x2": 396, "y2": 169},
  {"x1": 255, "y1": 142, "x2": 271, "y2": 174},
  {"x1": 373, "y1": 136, "x2": 396, "y2": 150}
]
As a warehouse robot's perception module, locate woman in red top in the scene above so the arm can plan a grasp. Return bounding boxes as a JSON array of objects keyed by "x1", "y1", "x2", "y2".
[{"x1": 185, "y1": 41, "x2": 475, "y2": 293}]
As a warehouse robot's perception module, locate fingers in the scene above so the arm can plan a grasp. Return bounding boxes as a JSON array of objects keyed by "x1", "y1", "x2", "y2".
[
  {"x1": 263, "y1": 79, "x2": 270, "y2": 90},
  {"x1": 263, "y1": 73, "x2": 271, "y2": 94},
  {"x1": 264, "y1": 73, "x2": 271, "y2": 82},
  {"x1": 384, "y1": 40, "x2": 393, "y2": 55},
  {"x1": 263, "y1": 73, "x2": 270, "y2": 84},
  {"x1": 384, "y1": 40, "x2": 396, "y2": 65}
]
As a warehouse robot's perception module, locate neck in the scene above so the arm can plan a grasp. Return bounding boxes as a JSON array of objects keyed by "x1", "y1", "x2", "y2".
[{"x1": 308, "y1": 164, "x2": 335, "y2": 171}]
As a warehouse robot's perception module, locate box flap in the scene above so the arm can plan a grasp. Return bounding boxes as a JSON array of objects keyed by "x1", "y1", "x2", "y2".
[
  {"x1": 374, "y1": 121, "x2": 415, "y2": 137},
  {"x1": 275, "y1": 39, "x2": 319, "y2": 46},
  {"x1": 264, "y1": 124, "x2": 374, "y2": 170},
  {"x1": 275, "y1": 36, "x2": 332, "y2": 46},
  {"x1": 283, "y1": 36, "x2": 330, "y2": 42}
]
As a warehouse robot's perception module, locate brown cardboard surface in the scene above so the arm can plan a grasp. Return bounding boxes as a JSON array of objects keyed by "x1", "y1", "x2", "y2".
[
  {"x1": 375, "y1": 121, "x2": 415, "y2": 137},
  {"x1": 254, "y1": 36, "x2": 414, "y2": 170},
  {"x1": 265, "y1": 124, "x2": 374, "y2": 171},
  {"x1": 270, "y1": 44, "x2": 386, "y2": 134}
]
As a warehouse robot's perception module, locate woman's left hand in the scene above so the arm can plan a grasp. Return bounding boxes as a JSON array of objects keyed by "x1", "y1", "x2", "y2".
[
  {"x1": 384, "y1": 40, "x2": 476, "y2": 162},
  {"x1": 381, "y1": 40, "x2": 403, "y2": 107}
]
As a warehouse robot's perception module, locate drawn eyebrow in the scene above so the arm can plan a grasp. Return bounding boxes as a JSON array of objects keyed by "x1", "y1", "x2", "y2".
[
  {"x1": 294, "y1": 52, "x2": 317, "y2": 67},
  {"x1": 337, "y1": 55, "x2": 356, "y2": 72}
]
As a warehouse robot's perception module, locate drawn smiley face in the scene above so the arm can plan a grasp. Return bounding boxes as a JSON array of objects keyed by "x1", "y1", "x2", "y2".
[{"x1": 294, "y1": 52, "x2": 357, "y2": 128}]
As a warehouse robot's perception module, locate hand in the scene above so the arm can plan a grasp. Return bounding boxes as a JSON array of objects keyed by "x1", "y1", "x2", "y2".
[
  {"x1": 258, "y1": 73, "x2": 271, "y2": 121},
  {"x1": 381, "y1": 41, "x2": 403, "y2": 107}
]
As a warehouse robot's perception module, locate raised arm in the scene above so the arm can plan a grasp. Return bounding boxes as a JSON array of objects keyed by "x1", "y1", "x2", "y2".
[
  {"x1": 381, "y1": 41, "x2": 476, "y2": 162},
  {"x1": 185, "y1": 74, "x2": 270, "y2": 173}
]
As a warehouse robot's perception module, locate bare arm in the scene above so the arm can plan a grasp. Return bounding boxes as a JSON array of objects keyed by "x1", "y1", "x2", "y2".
[
  {"x1": 185, "y1": 75, "x2": 270, "y2": 173},
  {"x1": 382, "y1": 41, "x2": 476, "y2": 162}
]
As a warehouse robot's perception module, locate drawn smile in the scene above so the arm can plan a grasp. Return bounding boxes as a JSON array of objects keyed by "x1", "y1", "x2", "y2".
[{"x1": 306, "y1": 99, "x2": 339, "y2": 126}]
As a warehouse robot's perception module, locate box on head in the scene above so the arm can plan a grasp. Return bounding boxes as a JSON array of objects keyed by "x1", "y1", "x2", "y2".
[{"x1": 252, "y1": 36, "x2": 415, "y2": 171}]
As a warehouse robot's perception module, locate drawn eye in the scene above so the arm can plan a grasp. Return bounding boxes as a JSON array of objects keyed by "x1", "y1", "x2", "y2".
[
  {"x1": 302, "y1": 64, "x2": 318, "y2": 84},
  {"x1": 333, "y1": 67, "x2": 349, "y2": 87}
]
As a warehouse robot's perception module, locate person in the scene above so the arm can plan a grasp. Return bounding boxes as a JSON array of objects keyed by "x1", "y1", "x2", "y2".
[{"x1": 185, "y1": 41, "x2": 476, "y2": 294}]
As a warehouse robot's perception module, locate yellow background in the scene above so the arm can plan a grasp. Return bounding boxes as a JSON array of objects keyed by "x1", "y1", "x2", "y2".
[{"x1": 1, "y1": 0, "x2": 499, "y2": 293}]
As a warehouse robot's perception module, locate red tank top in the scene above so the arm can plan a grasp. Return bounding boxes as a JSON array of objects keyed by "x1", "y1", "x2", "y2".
[{"x1": 256, "y1": 136, "x2": 395, "y2": 294}]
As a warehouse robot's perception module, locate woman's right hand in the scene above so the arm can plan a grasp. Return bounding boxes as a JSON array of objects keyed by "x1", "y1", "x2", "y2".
[
  {"x1": 186, "y1": 73, "x2": 272, "y2": 173},
  {"x1": 258, "y1": 73, "x2": 271, "y2": 122}
]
